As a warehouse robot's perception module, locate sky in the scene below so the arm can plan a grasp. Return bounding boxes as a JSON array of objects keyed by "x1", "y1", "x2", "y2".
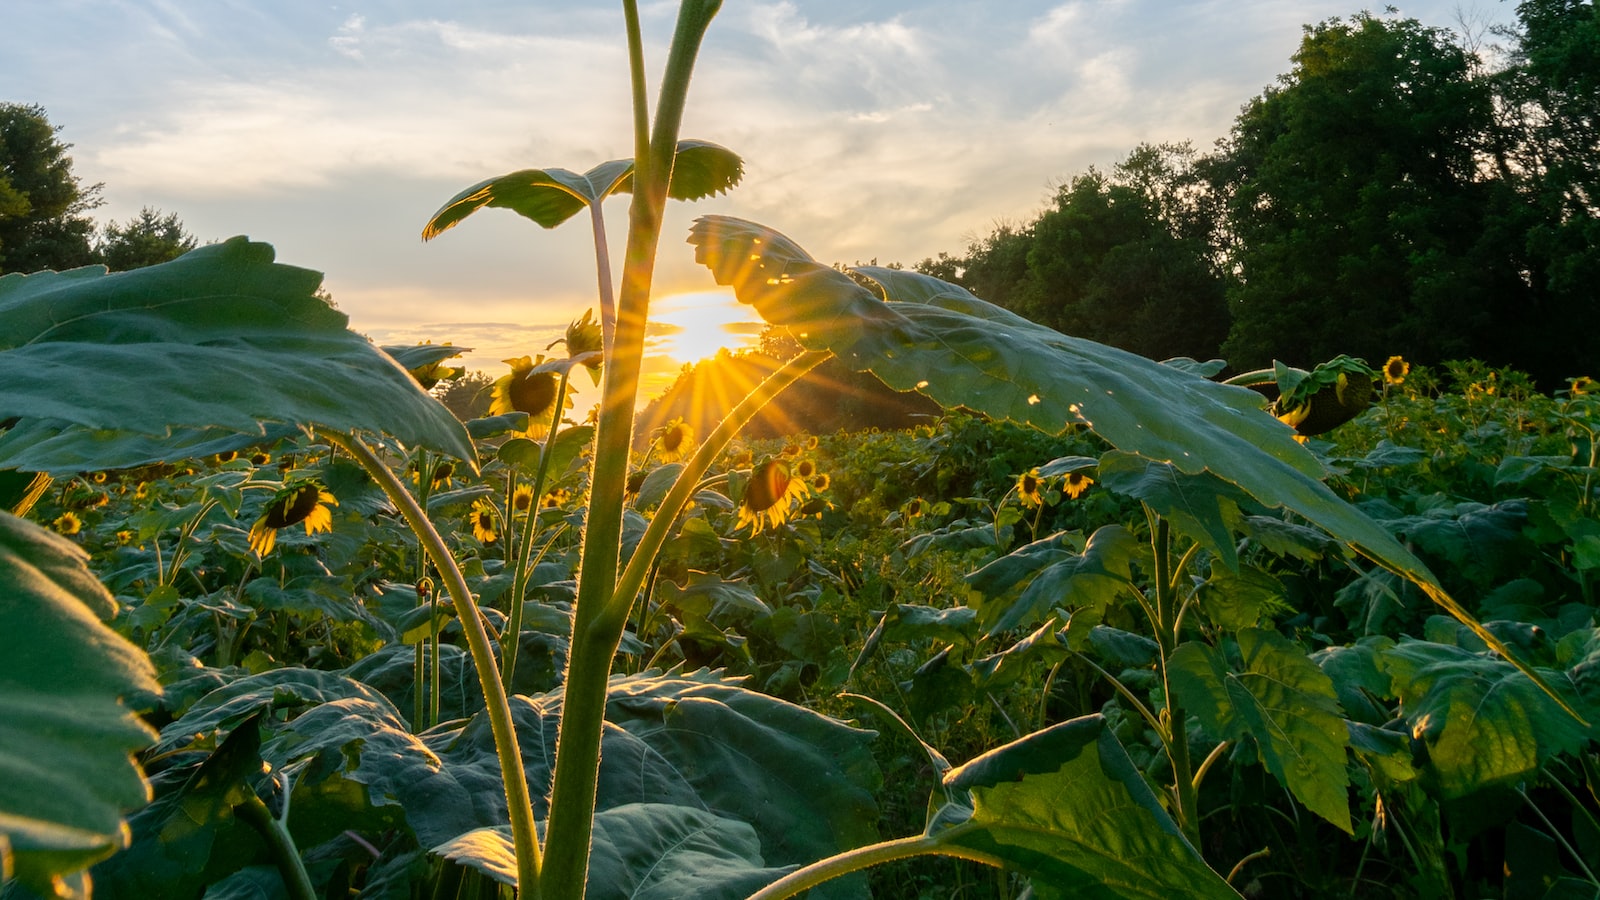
[{"x1": 5, "y1": 0, "x2": 1517, "y2": 399}]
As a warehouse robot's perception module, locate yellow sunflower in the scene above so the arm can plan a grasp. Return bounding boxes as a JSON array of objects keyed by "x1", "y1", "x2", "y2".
[
  {"x1": 491, "y1": 355, "x2": 567, "y2": 437},
  {"x1": 251, "y1": 451, "x2": 272, "y2": 466},
  {"x1": 512, "y1": 484, "x2": 535, "y2": 514},
  {"x1": 737, "y1": 458, "x2": 811, "y2": 534},
  {"x1": 1016, "y1": 469, "x2": 1045, "y2": 509},
  {"x1": 653, "y1": 418, "x2": 695, "y2": 463},
  {"x1": 809, "y1": 472, "x2": 831, "y2": 492},
  {"x1": 904, "y1": 497, "x2": 926, "y2": 519},
  {"x1": 214, "y1": 450, "x2": 239, "y2": 464},
  {"x1": 1383, "y1": 356, "x2": 1409, "y2": 386},
  {"x1": 1569, "y1": 376, "x2": 1597, "y2": 397},
  {"x1": 469, "y1": 500, "x2": 499, "y2": 544},
  {"x1": 542, "y1": 488, "x2": 571, "y2": 509},
  {"x1": 249, "y1": 482, "x2": 337, "y2": 557},
  {"x1": 1063, "y1": 471, "x2": 1094, "y2": 500},
  {"x1": 52, "y1": 512, "x2": 82, "y2": 536},
  {"x1": 562, "y1": 309, "x2": 605, "y2": 381},
  {"x1": 794, "y1": 458, "x2": 817, "y2": 480}
]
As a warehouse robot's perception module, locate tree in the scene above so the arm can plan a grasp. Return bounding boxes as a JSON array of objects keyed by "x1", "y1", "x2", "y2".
[
  {"x1": 0, "y1": 103, "x2": 101, "y2": 274},
  {"x1": 1486, "y1": 0, "x2": 1600, "y2": 383},
  {"x1": 1214, "y1": 14, "x2": 1523, "y2": 371},
  {"x1": 96, "y1": 207, "x2": 198, "y2": 271}
]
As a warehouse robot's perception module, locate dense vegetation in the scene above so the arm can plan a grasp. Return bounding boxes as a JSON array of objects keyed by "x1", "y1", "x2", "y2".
[
  {"x1": 916, "y1": 5, "x2": 1600, "y2": 388},
  {"x1": 3, "y1": 3, "x2": 1599, "y2": 900}
]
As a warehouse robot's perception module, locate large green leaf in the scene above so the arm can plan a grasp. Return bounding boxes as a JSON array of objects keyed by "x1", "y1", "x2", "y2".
[
  {"x1": 965, "y1": 525, "x2": 1140, "y2": 638},
  {"x1": 0, "y1": 420, "x2": 300, "y2": 474},
  {"x1": 1378, "y1": 637, "x2": 1596, "y2": 798},
  {"x1": 687, "y1": 215, "x2": 1566, "y2": 716},
  {"x1": 423, "y1": 140, "x2": 743, "y2": 237},
  {"x1": 0, "y1": 238, "x2": 474, "y2": 472},
  {"x1": 929, "y1": 715, "x2": 1240, "y2": 899},
  {"x1": 1094, "y1": 451, "x2": 1248, "y2": 570},
  {"x1": 1167, "y1": 629, "x2": 1353, "y2": 832},
  {"x1": 434, "y1": 805, "x2": 790, "y2": 899},
  {"x1": 0, "y1": 511, "x2": 158, "y2": 896}
]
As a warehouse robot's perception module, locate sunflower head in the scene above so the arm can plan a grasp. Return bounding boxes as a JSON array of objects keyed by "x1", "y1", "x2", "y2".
[
  {"x1": 809, "y1": 472, "x2": 831, "y2": 492},
  {"x1": 469, "y1": 500, "x2": 499, "y2": 544},
  {"x1": 1383, "y1": 356, "x2": 1410, "y2": 386},
  {"x1": 1016, "y1": 469, "x2": 1045, "y2": 508},
  {"x1": 653, "y1": 418, "x2": 695, "y2": 463},
  {"x1": 214, "y1": 450, "x2": 239, "y2": 465},
  {"x1": 1063, "y1": 471, "x2": 1094, "y2": 500},
  {"x1": 251, "y1": 451, "x2": 272, "y2": 466},
  {"x1": 1569, "y1": 376, "x2": 1597, "y2": 397},
  {"x1": 559, "y1": 309, "x2": 605, "y2": 382},
  {"x1": 737, "y1": 457, "x2": 811, "y2": 534},
  {"x1": 250, "y1": 481, "x2": 337, "y2": 556},
  {"x1": 904, "y1": 497, "x2": 925, "y2": 519},
  {"x1": 512, "y1": 484, "x2": 535, "y2": 514},
  {"x1": 491, "y1": 355, "x2": 568, "y2": 437},
  {"x1": 52, "y1": 512, "x2": 82, "y2": 536},
  {"x1": 542, "y1": 488, "x2": 571, "y2": 509},
  {"x1": 794, "y1": 458, "x2": 817, "y2": 480}
]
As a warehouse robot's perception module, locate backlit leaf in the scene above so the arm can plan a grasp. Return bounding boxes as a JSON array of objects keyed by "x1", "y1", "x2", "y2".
[
  {"x1": 1167, "y1": 629, "x2": 1353, "y2": 832},
  {"x1": 930, "y1": 715, "x2": 1240, "y2": 899}
]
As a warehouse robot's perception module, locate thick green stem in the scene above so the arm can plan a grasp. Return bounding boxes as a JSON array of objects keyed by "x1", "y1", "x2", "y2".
[
  {"x1": 233, "y1": 792, "x2": 317, "y2": 900},
  {"x1": 326, "y1": 432, "x2": 543, "y2": 898},
  {"x1": 743, "y1": 832, "x2": 1004, "y2": 900},
  {"x1": 607, "y1": 350, "x2": 829, "y2": 622},
  {"x1": 540, "y1": 4, "x2": 721, "y2": 898}
]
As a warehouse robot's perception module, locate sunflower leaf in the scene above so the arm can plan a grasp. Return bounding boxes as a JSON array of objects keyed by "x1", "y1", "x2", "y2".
[
  {"x1": 0, "y1": 239, "x2": 475, "y2": 471},
  {"x1": 929, "y1": 715, "x2": 1241, "y2": 898},
  {"x1": 687, "y1": 215, "x2": 1572, "y2": 723},
  {"x1": 0, "y1": 511, "x2": 159, "y2": 894},
  {"x1": 423, "y1": 140, "x2": 743, "y2": 238}
]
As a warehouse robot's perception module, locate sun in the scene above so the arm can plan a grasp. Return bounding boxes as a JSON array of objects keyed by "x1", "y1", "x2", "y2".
[{"x1": 649, "y1": 290, "x2": 760, "y2": 363}]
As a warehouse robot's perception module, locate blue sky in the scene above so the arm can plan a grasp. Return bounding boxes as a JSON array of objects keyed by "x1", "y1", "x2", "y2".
[{"x1": 6, "y1": 1, "x2": 1515, "y2": 392}]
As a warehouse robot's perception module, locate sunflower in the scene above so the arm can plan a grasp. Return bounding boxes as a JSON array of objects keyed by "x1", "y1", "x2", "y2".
[
  {"x1": 251, "y1": 451, "x2": 272, "y2": 466},
  {"x1": 90, "y1": 471, "x2": 107, "y2": 484},
  {"x1": 542, "y1": 488, "x2": 570, "y2": 509},
  {"x1": 794, "y1": 458, "x2": 817, "y2": 480},
  {"x1": 1063, "y1": 471, "x2": 1094, "y2": 500},
  {"x1": 469, "y1": 500, "x2": 499, "y2": 544},
  {"x1": 430, "y1": 460, "x2": 455, "y2": 489},
  {"x1": 804, "y1": 435, "x2": 820, "y2": 451},
  {"x1": 491, "y1": 355, "x2": 568, "y2": 437},
  {"x1": 653, "y1": 418, "x2": 695, "y2": 463},
  {"x1": 737, "y1": 457, "x2": 811, "y2": 533},
  {"x1": 809, "y1": 472, "x2": 831, "y2": 492},
  {"x1": 904, "y1": 497, "x2": 925, "y2": 519},
  {"x1": 561, "y1": 309, "x2": 605, "y2": 381},
  {"x1": 52, "y1": 512, "x2": 82, "y2": 536},
  {"x1": 249, "y1": 482, "x2": 337, "y2": 556},
  {"x1": 214, "y1": 450, "x2": 239, "y2": 464},
  {"x1": 1569, "y1": 376, "x2": 1597, "y2": 397},
  {"x1": 512, "y1": 484, "x2": 535, "y2": 514},
  {"x1": 1016, "y1": 469, "x2": 1045, "y2": 508},
  {"x1": 134, "y1": 482, "x2": 149, "y2": 500},
  {"x1": 1383, "y1": 356, "x2": 1409, "y2": 386}
]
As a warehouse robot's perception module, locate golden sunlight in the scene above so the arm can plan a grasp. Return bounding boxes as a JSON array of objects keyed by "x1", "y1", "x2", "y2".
[{"x1": 648, "y1": 290, "x2": 761, "y2": 364}]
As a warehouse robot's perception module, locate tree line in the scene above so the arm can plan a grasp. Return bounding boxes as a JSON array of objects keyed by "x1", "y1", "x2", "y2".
[
  {"x1": 1, "y1": 102, "x2": 198, "y2": 275},
  {"x1": 917, "y1": 4, "x2": 1599, "y2": 388}
]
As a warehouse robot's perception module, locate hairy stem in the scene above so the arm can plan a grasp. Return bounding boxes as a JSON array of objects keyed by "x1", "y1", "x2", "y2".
[
  {"x1": 743, "y1": 832, "x2": 1005, "y2": 900},
  {"x1": 326, "y1": 432, "x2": 542, "y2": 898}
]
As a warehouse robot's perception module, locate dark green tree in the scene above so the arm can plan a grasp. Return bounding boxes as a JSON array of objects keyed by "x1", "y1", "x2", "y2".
[
  {"x1": 1214, "y1": 14, "x2": 1522, "y2": 371},
  {"x1": 96, "y1": 206, "x2": 198, "y2": 271},
  {"x1": 1488, "y1": 0, "x2": 1600, "y2": 383},
  {"x1": 0, "y1": 103, "x2": 101, "y2": 274}
]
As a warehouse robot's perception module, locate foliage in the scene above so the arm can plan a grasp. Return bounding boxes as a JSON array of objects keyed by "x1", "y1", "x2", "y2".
[
  {"x1": 95, "y1": 208, "x2": 197, "y2": 273},
  {"x1": 0, "y1": 103, "x2": 101, "y2": 275}
]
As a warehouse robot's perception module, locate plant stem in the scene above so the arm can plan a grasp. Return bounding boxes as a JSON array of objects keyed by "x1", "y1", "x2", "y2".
[
  {"x1": 540, "y1": 4, "x2": 720, "y2": 898},
  {"x1": 326, "y1": 432, "x2": 543, "y2": 898},
  {"x1": 742, "y1": 832, "x2": 1006, "y2": 900},
  {"x1": 502, "y1": 368, "x2": 573, "y2": 685},
  {"x1": 1150, "y1": 513, "x2": 1201, "y2": 845},
  {"x1": 233, "y1": 791, "x2": 316, "y2": 900}
]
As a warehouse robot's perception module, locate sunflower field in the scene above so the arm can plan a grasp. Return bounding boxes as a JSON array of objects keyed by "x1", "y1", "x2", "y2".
[{"x1": 5, "y1": 2, "x2": 1600, "y2": 899}]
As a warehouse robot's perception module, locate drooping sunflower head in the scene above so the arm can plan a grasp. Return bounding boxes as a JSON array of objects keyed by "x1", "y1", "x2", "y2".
[
  {"x1": 491, "y1": 355, "x2": 567, "y2": 437},
  {"x1": 469, "y1": 500, "x2": 498, "y2": 544},
  {"x1": 1016, "y1": 469, "x2": 1045, "y2": 508},
  {"x1": 653, "y1": 418, "x2": 695, "y2": 463},
  {"x1": 1063, "y1": 471, "x2": 1094, "y2": 500},
  {"x1": 560, "y1": 309, "x2": 605, "y2": 382},
  {"x1": 1383, "y1": 356, "x2": 1410, "y2": 386},
  {"x1": 737, "y1": 457, "x2": 811, "y2": 534},
  {"x1": 250, "y1": 481, "x2": 338, "y2": 557}
]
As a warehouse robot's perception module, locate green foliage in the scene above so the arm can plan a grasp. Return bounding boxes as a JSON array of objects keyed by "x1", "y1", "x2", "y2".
[
  {"x1": 95, "y1": 208, "x2": 196, "y2": 273},
  {"x1": 0, "y1": 512, "x2": 157, "y2": 895},
  {"x1": 0, "y1": 103, "x2": 100, "y2": 275},
  {"x1": 0, "y1": 238, "x2": 475, "y2": 470},
  {"x1": 928, "y1": 716, "x2": 1241, "y2": 899}
]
